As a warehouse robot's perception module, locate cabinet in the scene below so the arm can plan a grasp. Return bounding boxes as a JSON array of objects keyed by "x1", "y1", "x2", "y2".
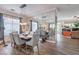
[{"x1": 71, "y1": 28, "x2": 79, "y2": 39}]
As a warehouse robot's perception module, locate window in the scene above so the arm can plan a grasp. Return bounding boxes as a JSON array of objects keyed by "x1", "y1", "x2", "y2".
[
  {"x1": 49, "y1": 23, "x2": 55, "y2": 29},
  {"x1": 32, "y1": 21, "x2": 38, "y2": 32},
  {"x1": 4, "y1": 16, "x2": 20, "y2": 36}
]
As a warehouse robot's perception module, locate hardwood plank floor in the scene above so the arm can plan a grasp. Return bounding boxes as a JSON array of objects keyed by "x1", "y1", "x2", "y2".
[{"x1": 0, "y1": 35, "x2": 79, "y2": 55}]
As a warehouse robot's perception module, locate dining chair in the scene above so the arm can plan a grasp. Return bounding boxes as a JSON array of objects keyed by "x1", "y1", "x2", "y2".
[
  {"x1": 26, "y1": 32, "x2": 40, "y2": 54},
  {"x1": 12, "y1": 32, "x2": 26, "y2": 51},
  {"x1": 40, "y1": 30, "x2": 45, "y2": 37},
  {"x1": 9, "y1": 33, "x2": 15, "y2": 47},
  {"x1": 49, "y1": 29, "x2": 54, "y2": 40}
]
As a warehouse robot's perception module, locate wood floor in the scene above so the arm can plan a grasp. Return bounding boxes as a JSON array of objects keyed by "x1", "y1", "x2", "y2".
[{"x1": 0, "y1": 35, "x2": 79, "y2": 55}]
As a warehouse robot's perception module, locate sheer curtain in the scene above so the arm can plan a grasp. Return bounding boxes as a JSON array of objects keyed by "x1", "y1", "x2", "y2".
[{"x1": 4, "y1": 16, "x2": 20, "y2": 36}]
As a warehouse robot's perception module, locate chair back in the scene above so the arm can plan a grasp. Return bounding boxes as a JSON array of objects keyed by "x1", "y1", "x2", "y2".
[
  {"x1": 12, "y1": 33, "x2": 25, "y2": 45},
  {"x1": 40, "y1": 30, "x2": 45, "y2": 37},
  {"x1": 26, "y1": 31, "x2": 40, "y2": 47},
  {"x1": 32, "y1": 33, "x2": 39, "y2": 46},
  {"x1": 9, "y1": 33, "x2": 15, "y2": 43},
  {"x1": 49, "y1": 29, "x2": 54, "y2": 40}
]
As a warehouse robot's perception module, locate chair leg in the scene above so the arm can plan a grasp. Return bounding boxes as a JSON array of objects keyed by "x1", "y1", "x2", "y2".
[
  {"x1": 32, "y1": 47, "x2": 35, "y2": 55},
  {"x1": 18, "y1": 45, "x2": 21, "y2": 51},
  {"x1": 25, "y1": 45, "x2": 27, "y2": 54},
  {"x1": 25, "y1": 45, "x2": 30, "y2": 55},
  {"x1": 11, "y1": 42, "x2": 13, "y2": 47},
  {"x1": 31, "y1": 47, "x2": 34, "y2": 55},
  {"x1": 11, "y1": 42, "x2": 14, "y2": 47},
  {"x1": 37, "y1": 44, "x2": 39, "y2": 55}
]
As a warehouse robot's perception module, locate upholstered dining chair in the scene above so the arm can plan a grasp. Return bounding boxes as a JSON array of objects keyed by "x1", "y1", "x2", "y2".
[
  {"x1": 25, "y1": 32, "x2": 40, "y2": 54},
  {"x1": 12, "y1": 32, "x2": 26, "y2": 51},
  {"x1": 49, "y1": 29, "x2": 54, "y2": 40},
  {"x1": 9, "y1": 33, "x2": 15, "y2": 47}
]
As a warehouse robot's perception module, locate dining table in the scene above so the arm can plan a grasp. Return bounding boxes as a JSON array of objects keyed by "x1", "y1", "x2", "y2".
[{"x1": 19, "y1": 34, "x2": 32, "y2": 41}]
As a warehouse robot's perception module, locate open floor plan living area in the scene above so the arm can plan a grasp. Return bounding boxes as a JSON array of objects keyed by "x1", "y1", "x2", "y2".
[{"x1": 0, "y1": 4, "x2": 79, "y2": 55}]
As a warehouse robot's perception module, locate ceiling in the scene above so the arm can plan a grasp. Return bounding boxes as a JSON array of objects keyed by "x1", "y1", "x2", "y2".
[{"x1": 0, "y1": 4, "x2": 79, "y2": 21}]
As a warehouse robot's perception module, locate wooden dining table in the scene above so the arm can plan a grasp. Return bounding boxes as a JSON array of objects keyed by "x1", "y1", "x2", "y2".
[{"x1": 19, "y1": 34, "x2": 32, "y2": 41}]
